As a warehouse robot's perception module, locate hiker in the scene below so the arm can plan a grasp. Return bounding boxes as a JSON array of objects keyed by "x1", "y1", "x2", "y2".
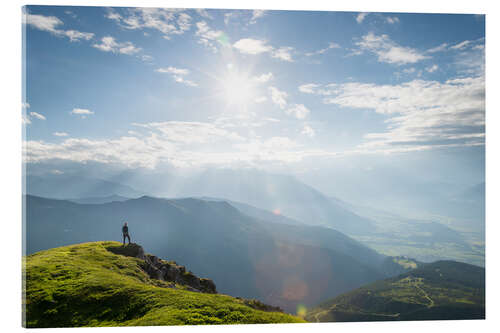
[{"x1": 122, "y1": 222, "x2": 131, "y2": 245}]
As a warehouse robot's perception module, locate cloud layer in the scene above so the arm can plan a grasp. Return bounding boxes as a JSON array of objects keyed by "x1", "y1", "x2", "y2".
[
  {"x1": 23, "y1": 121, "x2": 335, "y2": 169},
  {"x1": 106, "y1": 8, "x2": 192, "y2": 39},
  {"x1": 300, "y1": 75, "x2": 485, "y2": 151}
]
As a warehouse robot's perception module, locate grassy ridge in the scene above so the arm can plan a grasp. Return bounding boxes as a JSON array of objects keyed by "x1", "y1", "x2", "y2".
[
  {"x1": 305, "y1": 260, "x2": 485, "y2": 322},
  {"x1": 24, "y1": 241, "x2": 305, "y2": 327}
]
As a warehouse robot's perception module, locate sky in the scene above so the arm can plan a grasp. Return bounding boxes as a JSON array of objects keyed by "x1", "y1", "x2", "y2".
[{"x1": 22, "y1": 6, "x2": 485, "y2": 194}]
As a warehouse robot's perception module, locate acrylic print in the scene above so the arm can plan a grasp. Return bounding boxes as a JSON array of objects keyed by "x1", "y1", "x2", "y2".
[{"x1": 22, "y1": 6, "x2": 485, "y2": 327}]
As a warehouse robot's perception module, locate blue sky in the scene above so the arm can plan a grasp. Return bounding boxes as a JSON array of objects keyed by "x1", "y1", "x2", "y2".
[{"x1": 22, "y1": 6, "x2": 485, "y2": 192}]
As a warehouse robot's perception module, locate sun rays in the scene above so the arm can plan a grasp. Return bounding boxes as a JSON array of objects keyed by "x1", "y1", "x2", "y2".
[{"x1": 217, "y1": 64, "x2": 258, "y2": 109}]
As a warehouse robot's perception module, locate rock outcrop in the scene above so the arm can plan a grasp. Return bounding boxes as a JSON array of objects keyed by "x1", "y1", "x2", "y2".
[{"x1": 107, "y1": 243, "x2": 217, "y2": 294}]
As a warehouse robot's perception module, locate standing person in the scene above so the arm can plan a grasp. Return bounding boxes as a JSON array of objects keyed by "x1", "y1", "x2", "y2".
[{"x1": 122, "y1": 222, "x2": 131, "y2": 245}]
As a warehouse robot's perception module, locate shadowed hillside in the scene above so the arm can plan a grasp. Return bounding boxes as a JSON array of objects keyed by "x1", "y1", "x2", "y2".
[{"x1": 305, "y1": 260, "x2": 485, "y2": 322}]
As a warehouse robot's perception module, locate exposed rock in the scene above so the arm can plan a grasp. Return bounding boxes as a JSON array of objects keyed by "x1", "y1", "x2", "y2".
[
  {"x1": 107, "y1": 243, "x2": 217, "y2": 294},
  {"x1": 106, "y1": 242, "x2": 145, "y2": 259},
  {"x1": 242, "y1": 299, "x2": 284, "y2": 313}
]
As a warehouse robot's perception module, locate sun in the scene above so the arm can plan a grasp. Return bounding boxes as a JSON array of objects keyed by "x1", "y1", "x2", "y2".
[{"x1": 218, "y1": 66, "x2": 256, "y2": 108}]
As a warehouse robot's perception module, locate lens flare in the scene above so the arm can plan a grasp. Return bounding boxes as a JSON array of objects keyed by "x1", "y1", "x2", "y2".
[{"x1": 296, "y1": 304, "x2": 307, "y2": 318}]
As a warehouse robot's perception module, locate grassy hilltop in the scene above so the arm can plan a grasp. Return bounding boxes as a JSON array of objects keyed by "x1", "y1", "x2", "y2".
[{"x1": 23, "y1": 241, "x2": 305, "y2": 327}]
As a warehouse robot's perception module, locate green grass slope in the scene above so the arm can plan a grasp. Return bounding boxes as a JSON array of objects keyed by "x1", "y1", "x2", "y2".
[
  {"x1": 23, "y1": 241, "x2": 306, "y2": 327},
  {"x1": 305, "y1": 260, "x2": 484, "y2": 322}
]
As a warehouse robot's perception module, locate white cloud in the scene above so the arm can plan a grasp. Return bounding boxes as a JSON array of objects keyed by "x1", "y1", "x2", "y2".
[
  {"x1": 224, "y1": 12, "x2": 236, "y2": 26},
  {"x1": 172, "y1": 76, "x2": 197, "y2": 87},
  {"x1": 249, "y1": 10, "x2": 266, "y2": 24},
  {"x1": 177, "y1": 13, "x2": 191, "y2": 32},
  {"x1": 195, "y1": 21, "x2": 227, "y2": 52},
  {"x1": 106, "y1": 8, "x2": 192, "y2": 39},
  {"x1": 355, "y1": 32, "x2": 429, "y2": 65},
  {"x1": 356, "y1": 13, "x2": 368, "y2": 24},
  {"x1": 106, "y1": 10, "x2": 122, "y2": 21},
  {"x1": 301, "y1": 125, "x2": 316, "y2": 137},
  {"x1": 271, "y1": 47, "x2": 294, "y2": 62},
  {"x1": 156, "y1": 67, "x2": 198, "y2": 87},
  {"x1": 427, "y1": 43, "x2": 448, "y2": 53},
  {"x1": 212, "y1": 115, "x2": 279, "y2": 129},
  {"x1": 386, "y1": 16, "x2": 400, "y2": 24},
  {"x1": 403, "y1": 67, "x2": 416, "y2": 74},
  {"x1": 451, "y1": 40, "x2": 471, "y2": 50},
  {"x1": 22, "y1": 103, "x2": 31, "y2": 124},
  {"x1": 223, "y1": 9, "x2": 266, "y2": 26},
  {"x1": 298, "y1": 83, "x2": 338, "y2": 96},
  {"x1": 255, "y1": 96, "x2": 268, "y2": 103},
  {"x1": 453, "y1": 43, "x2": 485, "y2": 76},
  {"x1": 195, "y1": 9, "x2": 213, "y2": 20},
  {"x1": 30, "y1": 112, "x2": 46, "y2": 120},
  {"x1": 233, "y1": 38, "x2": 272, "y2": 55},
  {"x1": 24, "y1": 13, "x2": 62, "y2": 33},
  {"x1": 233, "y1": 38, "x2": 294, "y2": 62},
  {"x1": 65, "y1": 10, "x2": 77, "y2": 18},
  {"x1": 253, "y1": 72, "x2": 273, "y2": 83},
  {"x1": 70, "y1": 108, "x2": 94, "y2": 118},
  {"x1": 156, "y1": 67, "x2": 190, "y2": 75},
  {"x1": 285, "y1": 104, "x2": 310, "y2": 119},
  {"x1": 119, "y1": 44, "x2": 142, "y2": 55},
  {"x1": 426, "y1": 64, "x2": 439, "y2": 73},
  {"x1": 306, "y1": 76, "x2": 485, "y2": 152},
  {"x1": 269, "y1": 86, "x2": 288, "y2": 109},
  {"x1": 63, "y1": 30, "x2": 94, "y2": 42},
  {"x1": 24, "y1": 13, "x2": 94, "y2": 42},
  {"x1": 298, "y1": 83, "x2": 320, "y2": 94},
  {"x1": 427, "y1": 39, "x2": 482, "y2": 54},
  {"x1": 305, "y1": 42, "x2": 341, "y2": 56},
  {"x1": 92, "y1": 36, "x2": 141, "y2": 55},
  {"x1": 53, "y1": 132, "x2": 69, "y2": 137}
]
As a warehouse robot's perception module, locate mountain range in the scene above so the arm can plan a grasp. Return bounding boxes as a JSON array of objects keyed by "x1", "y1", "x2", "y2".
[
  {"x1": 26, "y1": 170, "x2": 376, "y2": 236},
  {"x1": 25, "y1": 169, "x2": 484, "y2": 267},
  {"x1": 25, "y1": 194, "x2": 392, "y2": 312}
]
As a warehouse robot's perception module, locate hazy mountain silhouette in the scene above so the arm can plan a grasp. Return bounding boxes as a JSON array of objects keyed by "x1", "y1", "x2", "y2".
[
  {"x1": 70, "y1": 194, "x2": 131, "y2": 204},
  {"x1": 198, "y1": 197, "x2": 304, "y2": 226},
  {"x1": 26, "y1": 174, "x2": 144, "y2": 199},
  {"x1": 171, "y1": 169, "x2": 375, "y2": 236}
]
